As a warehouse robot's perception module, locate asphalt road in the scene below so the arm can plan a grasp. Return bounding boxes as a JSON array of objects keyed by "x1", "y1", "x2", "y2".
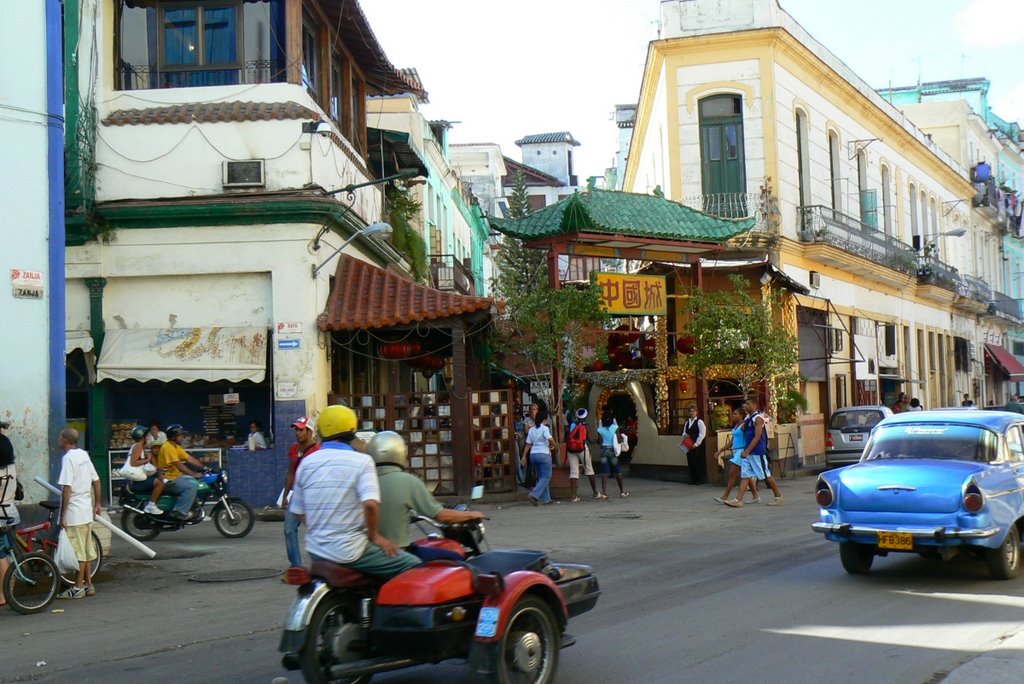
[{"x1": 3, "y1": 476, "x2": 1024, "y2": 684}]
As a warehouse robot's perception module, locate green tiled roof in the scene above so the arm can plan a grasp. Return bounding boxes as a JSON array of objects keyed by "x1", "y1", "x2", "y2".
[{"x1": 489, "y1": 189, "x2": 756, "y2": 242}]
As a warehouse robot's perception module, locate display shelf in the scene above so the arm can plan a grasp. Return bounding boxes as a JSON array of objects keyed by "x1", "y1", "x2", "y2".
[{"x1": 471, "y1": 390, "x2": 514, "y2": 493}]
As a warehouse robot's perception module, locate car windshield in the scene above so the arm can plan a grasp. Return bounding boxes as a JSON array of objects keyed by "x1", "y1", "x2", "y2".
[
  {"x1": 862, "y1": 424, "x2": 999, "y2": 462},
  {"x1": 829, "y1": 409, "x2": 885, "y2": 430}
]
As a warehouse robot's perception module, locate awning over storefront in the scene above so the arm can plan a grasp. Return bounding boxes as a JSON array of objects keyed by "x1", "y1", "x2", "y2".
[
  {"x1": 985, "y1": 343, "x2": 1024, "y2": 381},
  {"x1": 66, "y1": 330, "x2": 95, "y2": 355},
  {"x1": 96, "y1": 327, "x2": 268, "y2": 383},
  {"x1": 367, "y1": 128, "x2": 430, "y2": 179},
  {"x1": 318, "y1": 255, "x2": 501, "y2": 331}
]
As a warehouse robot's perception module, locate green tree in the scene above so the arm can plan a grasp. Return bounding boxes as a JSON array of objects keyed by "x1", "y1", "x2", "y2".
[
  {"x1": 385, "y1": 184, "x2": 428, "y2": 282},
  {"x1": 491, "y1": 170, "x2": 606, "y2": 411},
  {"x1": 681, "y1": 274, "x2": 799, "y2": 407}
]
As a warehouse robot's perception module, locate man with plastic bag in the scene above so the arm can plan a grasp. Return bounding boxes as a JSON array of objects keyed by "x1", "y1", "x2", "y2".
[{"x1": 56, "y1": 427, "x2": 102, "y2": 599}]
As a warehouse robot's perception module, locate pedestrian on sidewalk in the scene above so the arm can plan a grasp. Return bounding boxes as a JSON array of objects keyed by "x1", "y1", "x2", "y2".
[
  {"x1": 522, "y1": 407, "x2": 555, "y2": 505},
  {"x1": 681, "y1": 404, "x2": 708, "y2": 485},
  {"x1": 56, "y1": 427, "x2": 102, "y2": 599},
  {"x1": 713, "y1": 408, "x2": 759, "y2": 505},
  {"x1": 597, "y1": 413, "x2": 629, "y2": 499},
  {"x1": 0, "y1": 424, "x2": 20, "y2": 607},
  {"x1": 565, "y1": 409, "x2": 598, "y2": 502},
  {"x1": 725, "y1": 397, "x2": 784, "y2": 507},
  {"x1": 282, "y1": 416, "x2": 319, "y2": 570}
]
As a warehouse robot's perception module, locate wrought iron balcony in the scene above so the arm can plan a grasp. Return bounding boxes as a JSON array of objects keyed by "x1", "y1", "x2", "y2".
[
  {"x1": 988, "y1": 291, "x2": 1023, "y2": 322},
  {"x1": 916, "y1": 254, "x2": 963, "y2": 292},
  {"x1": 798, "y1": 205, "x2": 918, "y2": 275},
  {"x1": 961, "y1": 273, "x2": 992, "y2": 303},
  {"x1": 429, "y1": 254, "x2": 476, "y2": 295},
  {"x1": 679, "y1": 192, "x2": 778, "y2": 251}
]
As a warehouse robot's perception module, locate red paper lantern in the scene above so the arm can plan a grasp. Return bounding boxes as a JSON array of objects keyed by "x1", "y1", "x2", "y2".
[
  {"x1": 613, "y1": 347, "x2": 633, "y2": 367},
  {"x1": 640, "y1": 337, "x2": 657, "y2": 359},
  {"x1": 592, "y1": 359, "x2": 605, "y2": 372},
  {"x1": 676, "y1": 336, "x2": 696, "y2": 355},
  {"x1": 380, "y1": 341, "x2": 422, "y2": 359}
]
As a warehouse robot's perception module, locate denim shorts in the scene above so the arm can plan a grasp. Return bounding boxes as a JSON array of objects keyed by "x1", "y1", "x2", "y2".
[{"x1": 599, "y1": 446, "x2": 621, "y2": 476}]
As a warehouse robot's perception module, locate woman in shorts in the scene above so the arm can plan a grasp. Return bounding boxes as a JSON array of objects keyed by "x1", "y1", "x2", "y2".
[{"x1": 596, "y1": 414, "x2": 629, "y2": 499}]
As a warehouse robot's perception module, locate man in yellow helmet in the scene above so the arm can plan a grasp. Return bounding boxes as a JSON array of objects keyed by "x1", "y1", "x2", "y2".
[{"x1": 289, "y1": 405, "x2": 420, "y2": 579}]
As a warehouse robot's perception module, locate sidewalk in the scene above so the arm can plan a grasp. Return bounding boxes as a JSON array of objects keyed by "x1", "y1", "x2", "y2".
[{"x1": 941, "y1": 629, "x2": 1024, "y2": 683}]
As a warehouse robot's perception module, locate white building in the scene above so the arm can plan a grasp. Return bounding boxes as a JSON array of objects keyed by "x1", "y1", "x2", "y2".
[{"x1": 0, "y1": 0, "x2": 62, "y2": 486}]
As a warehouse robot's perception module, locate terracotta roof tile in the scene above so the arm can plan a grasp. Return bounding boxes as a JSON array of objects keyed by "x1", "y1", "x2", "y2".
[
  {"x1": 318, "y1": 255, "x2": 500, "y2": 331},
  {"x1": 102, "y1": 101, "x2": 318, "y2": 127}
]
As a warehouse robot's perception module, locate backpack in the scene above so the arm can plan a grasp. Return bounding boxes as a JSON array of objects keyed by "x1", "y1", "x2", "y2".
[{"x1": 566, "y1": 423, "x2": 587, "y2": 453}]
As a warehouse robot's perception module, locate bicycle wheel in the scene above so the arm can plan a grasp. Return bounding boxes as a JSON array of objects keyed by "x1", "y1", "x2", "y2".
[
  {"x1": 55, "y1": 531, "x2": 103, "y2": 585},
  {"x1": 3, "y1": 552, "x2": 60, "y2": 615}
]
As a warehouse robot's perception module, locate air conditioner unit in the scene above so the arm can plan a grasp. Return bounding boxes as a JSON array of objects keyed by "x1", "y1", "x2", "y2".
[
  {"x1": 969, "y1": 342, "x2": 977, "y2": 360},
  {"x1": 222, "y1": 160, "x2": 265, "y2": 188}
]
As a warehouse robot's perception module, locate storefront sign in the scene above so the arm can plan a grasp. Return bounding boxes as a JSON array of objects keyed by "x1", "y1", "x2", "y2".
[
  {"x1": 11, "y1": 268, "x2": 43, "y2": 300},
  {"x1": 596, "y1": 272, "x2": 666, "y2": 315},
  {"x1": 277, "y1": 339, "x2": 301, "y2": 350},
  {"x1": 222, "y1": 392, "x2": 240, "y2": 405},
  {"x1": 277, "y1": 322, "x2": 303, "y2": 335},
  {"x1": 277, "y1": 382, "x2": 297, "y2": 398}
]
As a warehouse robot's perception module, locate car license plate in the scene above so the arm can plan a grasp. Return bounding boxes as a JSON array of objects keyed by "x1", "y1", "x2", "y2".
[
  {"x1": 877, "y1": 531, "x2": 913, "y2": 550},
  {"x1": 475, "y1": 606, "x2": 500, "y2": 638},
  {"x1": 850, "y1": 434, "x2": 863, "y2": 442}
]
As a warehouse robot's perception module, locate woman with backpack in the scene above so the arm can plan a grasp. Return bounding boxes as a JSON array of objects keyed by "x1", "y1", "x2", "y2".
[{"x1": 565, "y1": 409, "x2": 598, "y2": 502}]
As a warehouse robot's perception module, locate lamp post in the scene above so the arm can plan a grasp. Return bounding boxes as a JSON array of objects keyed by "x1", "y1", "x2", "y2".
[
  {"x1": 324, "y1": 168, "x2": 421, "y2": 201},
  {"x1": 311, "y1": 222, "x2": 393, "y2": 279}
]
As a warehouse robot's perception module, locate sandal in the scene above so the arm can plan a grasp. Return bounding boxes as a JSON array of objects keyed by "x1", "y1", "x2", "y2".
[
  {"x1": 620, "y1": 492, "x2": 630, "y2": 498},
  {"x1": 570, "y1": 496, "x2": 582, "y2": 503}
]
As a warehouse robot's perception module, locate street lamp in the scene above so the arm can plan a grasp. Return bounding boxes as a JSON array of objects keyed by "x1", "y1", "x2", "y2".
[
  {"x1": 940, "y1": 227, "x2": 968, "y2": 238},
  {"x1": 324, "y1": 168, "x2": 422, "y2": 198},
  {"x1": 311, "y1": 222, "x2": 393, "y2": 278}
]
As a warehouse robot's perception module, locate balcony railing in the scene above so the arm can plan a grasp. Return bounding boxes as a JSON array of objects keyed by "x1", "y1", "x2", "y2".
[
  {"x1": 989, "y1": 291, "x2": 1023, "y2": 322},
  {"x1": 679, "y1": 192, "x2": 778, "y2": 243},
  {"x1": 429, "y1": 254, "x2": 475, "y2": 295},
  {"x1": 798, "y1": 205, "x2": 918, "y2": 275},
  {"x1": 961, "y1": 273, "x2": 992, "y2": 303},
  {"x1": 916, "y1": 255, "x2": 963, "y2": 292}
]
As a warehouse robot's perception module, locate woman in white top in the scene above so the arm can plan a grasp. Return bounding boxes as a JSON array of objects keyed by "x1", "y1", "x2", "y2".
[
  {"x1": 521, "y1": 408, "x2": 555, "y2": 505},
  {"x1": 0, "y1": 429, "x2": 19, "y2": 607},
  {"x1": 248, "y1": 420, "x2": 268, "y2": 450}
]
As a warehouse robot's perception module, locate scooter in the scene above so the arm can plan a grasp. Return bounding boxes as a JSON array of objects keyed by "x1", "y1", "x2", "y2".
[
  {"x1": 279, "y1": 513, "x2": 600, "y2": 684},
  {"x1": 117, "y1": 470, "x2": 255, "y2": 541}
]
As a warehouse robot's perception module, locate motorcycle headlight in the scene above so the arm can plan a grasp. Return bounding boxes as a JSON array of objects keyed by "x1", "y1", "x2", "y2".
[{"x1": 221, "y1": 471, "x2": 228, "y2": 484}]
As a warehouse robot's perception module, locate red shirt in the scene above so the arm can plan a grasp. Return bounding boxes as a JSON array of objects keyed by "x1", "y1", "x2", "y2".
[{"x1": 288, "y1": 442, "x2": 320, "y2": 476}]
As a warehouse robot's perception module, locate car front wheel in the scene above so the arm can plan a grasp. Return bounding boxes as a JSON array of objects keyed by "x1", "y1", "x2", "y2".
[
  {"x1": 838, "y1": 542, "x2": 874, "y2": 575},
  {"x1": 985, "y1": 525, "x2": 1020, "y2": 580}
]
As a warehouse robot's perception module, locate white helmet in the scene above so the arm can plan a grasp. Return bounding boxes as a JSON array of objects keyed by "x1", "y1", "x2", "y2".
[{"x1": 366, "y1": 431, "x2": 408, "y2": 469}]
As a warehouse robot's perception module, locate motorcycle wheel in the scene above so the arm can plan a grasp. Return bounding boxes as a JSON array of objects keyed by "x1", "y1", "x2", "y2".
[
  {"x1": 120, "y1": 510, "x2": 160, "y2": 541},
  {"x1": 300, "y1": 592, "x2": 372, "y2": 684},
  {"x1": 212, "y1": 500, "x2": 255, "y2": 538},
  {"x1": 487, "y1": 596, "x2": 559, "y2": 684},
  {"x1": 59, "y1": 531, "x2": 103, "y2": 585}
]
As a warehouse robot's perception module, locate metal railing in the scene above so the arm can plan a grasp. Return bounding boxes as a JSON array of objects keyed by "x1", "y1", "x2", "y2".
[
  {"x1": 679, "y1": 192, "x2": 780, "y2": 244},
  {"x1": 961, "y1": 273, "x2": 992, "y2": 303},
  {"x1": 916, "y1": 254, "x2": 962, "y2": 292},
  {"x1": 429, "y1": 254, "x2": 475, "y2": 295},
  {"x1": 989, "y1": 291, "x2": 1023, "y2": 321},
  {"x1": 798, "y1": 205, "x2": 918, "y2": 275}
]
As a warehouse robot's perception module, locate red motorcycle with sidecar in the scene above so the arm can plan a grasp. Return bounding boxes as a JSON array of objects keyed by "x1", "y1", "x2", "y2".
[{"x1": 279, "y1": 513, "x2": 600, "y2": 684}]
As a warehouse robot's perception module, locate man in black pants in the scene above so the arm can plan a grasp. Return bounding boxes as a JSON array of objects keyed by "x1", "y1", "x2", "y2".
[{"x1": 682, "y1": 404, "x2": 707, "y2": 485}]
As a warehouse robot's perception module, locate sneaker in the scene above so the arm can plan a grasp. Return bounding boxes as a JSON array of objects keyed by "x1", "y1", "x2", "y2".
[
  {"x1": 619, "y1": 492, "x2": 630, "y2": 498},
  {"x1": 57, "y1": 586, "x2": 86, "y2": 600},
  {"x1": 767, "y1": 496, "x2": 785, "y2": 506},
  {"x1": 749, "y1": 497, "x2": 762, "y2": 504},
  {"x1": 712, "y1": 496, "x2": 726, "y2": 504},
  {"x1": 144, "y1": 502, "x2": 163, "y2": 515},
  {"x1": 528, "y1": 495, "x2": 539, "y2": 507},
  {"x1": 84, "y1": 585, "x2": 96, "y2": 597},
  {"x1": 723, "y1": 498, "x2": 744, "y2": 508}
]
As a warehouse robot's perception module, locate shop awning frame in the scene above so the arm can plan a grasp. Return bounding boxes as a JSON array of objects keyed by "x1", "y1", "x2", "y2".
[
  {"x1": 66, "y1": 330, "x2": 95, "y2": 355},
  {"x1": 985, "y1": 343, "x2": 1024, "y2": 381},
  {"x1": 96, "y1": 327, "x2": 268, "y2": 383}
]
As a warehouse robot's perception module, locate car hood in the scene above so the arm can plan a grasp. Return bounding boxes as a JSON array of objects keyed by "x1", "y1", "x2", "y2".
[{"x1": 836, "y1": 460, "x2": 988, "y2": 513}]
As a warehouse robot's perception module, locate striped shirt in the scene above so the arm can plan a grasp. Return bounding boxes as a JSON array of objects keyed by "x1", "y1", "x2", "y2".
[{"x1": 291, "y1": 442, "x2": 379, "y2": 564}]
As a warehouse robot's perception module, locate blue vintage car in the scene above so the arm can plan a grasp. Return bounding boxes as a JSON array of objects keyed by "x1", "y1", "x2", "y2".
[{"x1": 812, "y1": 410, "x2": 1024, "y2": 579}]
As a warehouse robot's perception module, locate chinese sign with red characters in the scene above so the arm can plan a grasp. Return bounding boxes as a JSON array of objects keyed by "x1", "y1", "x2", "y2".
[{"x1": 596, "y1": 272, "x2": 667, "y2": 315}]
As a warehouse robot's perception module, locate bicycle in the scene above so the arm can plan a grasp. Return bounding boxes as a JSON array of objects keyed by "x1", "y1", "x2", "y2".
[
  {"x1": 12, "y1": 500, "x2": 104, "y2": 586},
  {"x1": 1, "y1": 519, "x2": 61, "y2": 614}
]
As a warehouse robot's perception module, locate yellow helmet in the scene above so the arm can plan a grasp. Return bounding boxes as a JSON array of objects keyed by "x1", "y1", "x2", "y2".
[{"x1": 318, "y1": 405, "x2": 357, "y2": 440}]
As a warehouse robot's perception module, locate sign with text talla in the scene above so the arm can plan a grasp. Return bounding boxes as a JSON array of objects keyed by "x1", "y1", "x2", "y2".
[{"x1": 596, "y1": 272, "x2": 667, "y2": 316}]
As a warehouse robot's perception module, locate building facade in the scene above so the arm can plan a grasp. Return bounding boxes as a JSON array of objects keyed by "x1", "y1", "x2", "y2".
[{"x1": 624, "y1": 0, "x2": 1021, "y2": 464}]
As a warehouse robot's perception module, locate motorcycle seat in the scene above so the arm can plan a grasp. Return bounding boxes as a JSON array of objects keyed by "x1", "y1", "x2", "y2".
[
  {"x1": 39, "y1": 501, "x2": 61, "y2": 511},
  {"x1": 310, "y1": 560, "x2": 384, "y2": 589},
  {"x1": 467, "y1": 549, "x2": 548, "y2": 576}
]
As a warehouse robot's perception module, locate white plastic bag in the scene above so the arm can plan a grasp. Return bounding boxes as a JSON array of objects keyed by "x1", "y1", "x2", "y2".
[{"x1": 55, "y1": 529, "x2": 80, "y2": 575}]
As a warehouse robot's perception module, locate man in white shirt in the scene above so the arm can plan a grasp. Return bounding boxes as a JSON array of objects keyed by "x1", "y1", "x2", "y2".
[
  {"x1": 290, "y1": 406, "x2": 419, "y2": 579},
  {"x1": 56, "y1": 428, "x2": 102, "y2": 599}
]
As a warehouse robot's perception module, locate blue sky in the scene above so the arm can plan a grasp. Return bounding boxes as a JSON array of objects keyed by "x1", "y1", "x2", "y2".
[{"x1": 362, "y1": 0, "x2": 1023, "y2": 180}]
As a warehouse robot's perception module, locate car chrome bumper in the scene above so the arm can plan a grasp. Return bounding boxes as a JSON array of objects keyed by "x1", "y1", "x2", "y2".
[{"x1": 812, "y1": 522, "x2": 1000, "y2": 540}]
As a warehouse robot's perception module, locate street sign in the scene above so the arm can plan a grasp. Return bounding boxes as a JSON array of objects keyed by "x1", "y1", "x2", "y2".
[
  {"x1": 277, "y1": 322, "x2": 302, "y2": 335},
  {"x1": 277, "y1": 339, "x2": 301, "y2": 350},
  {"x1": 11, "y1": 268, "x2": 43, "y2": 300}
]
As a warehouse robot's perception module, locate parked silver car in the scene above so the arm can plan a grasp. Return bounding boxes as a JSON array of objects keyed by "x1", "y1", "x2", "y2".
[{"x1": 825, "y1": 405, "x2": 893, "y2": 467}]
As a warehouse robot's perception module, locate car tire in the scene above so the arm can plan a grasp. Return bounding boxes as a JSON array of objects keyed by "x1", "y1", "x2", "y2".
[
  {"x1": 839, "y1": 542, "x2": 874, "y2": 575},
  {"x1": 985, "y1": 525, "x2": 1020, "y2": 580}
]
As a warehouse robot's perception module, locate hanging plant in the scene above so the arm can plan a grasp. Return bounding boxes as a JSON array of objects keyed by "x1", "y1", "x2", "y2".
[{"x1": 385, "y1": 184, "x2": 428, "y2": 282}]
